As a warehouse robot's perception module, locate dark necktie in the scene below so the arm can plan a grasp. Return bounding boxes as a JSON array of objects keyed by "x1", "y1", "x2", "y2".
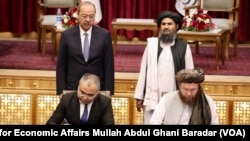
[
  {"x1": 83, "y1": 33, "x2": 89, "y2": 62},
  {"x1": 80, "y1": 104, "x2": 88, "y2": 124}
]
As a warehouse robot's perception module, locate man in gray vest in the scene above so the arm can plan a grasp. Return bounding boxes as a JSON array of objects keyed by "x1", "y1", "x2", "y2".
[
  {"x1": 134, "y1": 11, "x2": 194, "y2": 124},
  {"x1": 150, "y1": 68, "x2": 219, "y2": 125}
]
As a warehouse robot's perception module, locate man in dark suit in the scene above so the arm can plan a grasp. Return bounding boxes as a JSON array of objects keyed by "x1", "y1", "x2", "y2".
[
  {"x1": 46, "y1": 73, "x2": 115, "y2": 125},
  {"x1": 56, "y1": 1, "x2": 114, "y2": 96}
]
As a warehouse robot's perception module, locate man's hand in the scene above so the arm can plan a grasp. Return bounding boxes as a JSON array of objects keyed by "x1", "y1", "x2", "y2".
[{"x1": 136, "y1": 99, "x2": 143, "y2": 112}]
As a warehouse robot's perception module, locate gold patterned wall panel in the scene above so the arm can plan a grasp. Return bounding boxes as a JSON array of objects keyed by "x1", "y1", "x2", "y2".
[
  {"x1": 233, "y1": 101, "x2": 250, "y2": 124},
  {"x1": 36, "y1": 94, "x2": 59, "y2": 125},
  {"x1": 112, "y1": 97, "x2": 130, "y2": 124},
  {"x1": 1, "y1": 92, "x2": 250, "y2": 125},
  {"x1": 0, "y1": 93, "x2": 32, "y2": 124},
  {"x1": 212, "y1": 96, "x2": 250, "y2": 124},
  {"x1": 113, "y1": 93, "x2": 143, "y2": 125},
  {"x1": 214, "y1": 101, "x2": 228, "y2": 124}
]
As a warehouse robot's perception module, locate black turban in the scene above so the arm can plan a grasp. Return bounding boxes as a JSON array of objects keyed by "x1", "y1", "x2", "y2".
[{"x1": 156, "y1": 11, "x2": 182, "y2": 31}]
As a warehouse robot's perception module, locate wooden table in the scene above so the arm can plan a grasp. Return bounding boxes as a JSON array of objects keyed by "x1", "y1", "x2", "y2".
[
  {"x1": 177, "y1": 29, "x2": 230, "y2": 71},
  {"x1": 51, "y1": 26, "x2": 65, "y2": 61},
  {"x1": 112, "y1": 18, "x2": 158, "y2": 54}
]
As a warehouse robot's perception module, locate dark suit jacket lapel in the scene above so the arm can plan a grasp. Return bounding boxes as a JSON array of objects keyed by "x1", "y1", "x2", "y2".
[
  {"x1": 88, "y1": 95, "x2": 100, "y2": 124},
  {"x1": 68, "y1": 93, "x2": 81, "y2": 123},
  {"x1": 72, "y1": 26, "x2": 84, "y2": 59},
  {"x1": 89, "y1": 26, "x2": 99, "y2": 60}
]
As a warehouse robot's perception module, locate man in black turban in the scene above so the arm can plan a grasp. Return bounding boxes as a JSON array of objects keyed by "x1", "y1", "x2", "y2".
[
  {"x1": 157, "y1": 11, "x2": 183, "y2": 43},
  {"x1": 157, "y1": 10, "x2": 183, "y2": 31},
  {"x1": 134, "y1": 10, "x2": 194, "y2": 124}
]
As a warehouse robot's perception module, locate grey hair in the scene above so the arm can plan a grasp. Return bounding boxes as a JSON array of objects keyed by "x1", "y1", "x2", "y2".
[
  {"x1": 79, "y1": 73, "x2": 100, "y2": 90},
  {"x1": 77, "y1": 1, "x2": 96, "y2": 14}
]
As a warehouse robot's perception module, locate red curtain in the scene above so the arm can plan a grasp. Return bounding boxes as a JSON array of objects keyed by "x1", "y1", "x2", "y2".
[
  {"x1": 0, "y1": 0, "x2": 249, "y2": 42},
  {"x1": 0, "y1": 0, "x2": 37, "y2": 33},
  {"x1": 237, "y1": 0, "x2": 250, "y2": 42},
  {"x1": 100, "y1": 0, "x2": 177, "y2": 40}
]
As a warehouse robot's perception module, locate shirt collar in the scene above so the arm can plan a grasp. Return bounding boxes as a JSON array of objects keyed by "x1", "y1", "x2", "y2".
[{"x1": 79, "y1": 26, "x2": 92, "y2": 37}]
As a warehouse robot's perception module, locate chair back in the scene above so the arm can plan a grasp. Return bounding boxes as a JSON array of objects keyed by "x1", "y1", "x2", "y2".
[
  {"x1": 43, "y1": 0, "x2": 76, "y2": 8},
  {"x1": 201, "y1": 0, "x2": 239, "y2": 33},
  {"x1": 202, "y1": 0, "x2": 235, "y2": 10},
  {"x1": 183, "y1": 0, "x2": 240, "y2": 57},
  {"x1": 38, "y1": 0, "x2": 77, "y2": 20},
  {"x1": 37, "y1": 0, "x2": 77, "y2": 56},
  {"x1": 185, "y1": 0, "x2": 239, "y2": 31}
]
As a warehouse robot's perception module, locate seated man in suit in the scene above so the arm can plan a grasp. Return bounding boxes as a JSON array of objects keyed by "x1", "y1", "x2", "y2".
[
  {"x1": 46, "y1": 73, "x2": 115, "y2": 125},
  {"x1": 150, "y1": 68, "x2": 219, "y2": 125}
]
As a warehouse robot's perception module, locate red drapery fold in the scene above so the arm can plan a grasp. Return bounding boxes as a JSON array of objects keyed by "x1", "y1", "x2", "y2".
[
  {"x1": 0, "y1": 0, "x2": 38, "y2": 33},
  {"x1": 0, "y1": 0, "x2": 249, "y2": 42}
]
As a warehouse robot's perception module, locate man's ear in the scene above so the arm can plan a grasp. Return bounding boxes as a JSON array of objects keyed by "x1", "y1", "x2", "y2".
[{"x1": 176, "y1": 24, "x2": 180, "y2": 31}]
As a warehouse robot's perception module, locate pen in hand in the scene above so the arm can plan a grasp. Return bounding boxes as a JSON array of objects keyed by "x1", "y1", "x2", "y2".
[{"x1": 64, "y1": 118, "x2": 70, "y2": 125}]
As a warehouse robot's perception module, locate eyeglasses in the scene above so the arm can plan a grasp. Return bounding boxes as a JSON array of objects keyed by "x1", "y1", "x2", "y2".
[{"x1": 80, "y1": 14, "x2": 95, "y2": 19}]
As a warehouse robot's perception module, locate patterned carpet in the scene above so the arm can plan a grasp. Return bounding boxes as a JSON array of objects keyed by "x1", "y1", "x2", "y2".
[{"x1": 0, "y1": 40, "x2": 250, "y2": 76}]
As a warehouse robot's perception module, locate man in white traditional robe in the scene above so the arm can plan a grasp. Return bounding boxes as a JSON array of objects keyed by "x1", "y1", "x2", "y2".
[{"x1": 134, "y1": 11, "x2": 194, "y2": 124}]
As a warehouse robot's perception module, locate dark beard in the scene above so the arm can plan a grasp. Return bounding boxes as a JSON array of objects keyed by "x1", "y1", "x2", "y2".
[
  {"x1": 159, "y1": 30, "x2": 177, "y2": 43},
  {"x1": 179, "y1": 90, "x2": 199, "y2": 105}
]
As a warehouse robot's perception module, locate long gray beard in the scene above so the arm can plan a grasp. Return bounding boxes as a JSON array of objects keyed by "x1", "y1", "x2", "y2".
[{"x1": 160, "y1": 31, "x2": 177, "y2": 43}]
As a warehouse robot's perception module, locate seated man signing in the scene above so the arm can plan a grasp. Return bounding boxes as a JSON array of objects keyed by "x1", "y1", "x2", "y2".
[
  {"x1": 46, "y1": 73, "x2": 115, "y2": 125},
  {"x1": 150, "y1": 68, "x2": 219, "y2": 125}
]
